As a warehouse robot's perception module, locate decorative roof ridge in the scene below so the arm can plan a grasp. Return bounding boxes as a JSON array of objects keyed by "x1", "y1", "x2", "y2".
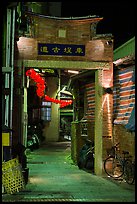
[{"x1": 26, "y1": 11, "x2": 102, "y2": 20}]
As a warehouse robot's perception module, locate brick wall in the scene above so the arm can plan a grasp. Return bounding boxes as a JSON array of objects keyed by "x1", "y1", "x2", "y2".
[
  {"x1": 16, "y1": 14, "x2": 113, "y2": 62},
  {"x1": 112, "y1": 66, "x2": 135, "y2": 161},
  {"x1": 113, "y1": 124, "x2": 135, "y2": 161}
]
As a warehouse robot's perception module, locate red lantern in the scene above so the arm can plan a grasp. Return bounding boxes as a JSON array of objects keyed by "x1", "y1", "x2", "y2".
[{"x1": 26, "y1": 69, "x2": 73, "y2": 107}]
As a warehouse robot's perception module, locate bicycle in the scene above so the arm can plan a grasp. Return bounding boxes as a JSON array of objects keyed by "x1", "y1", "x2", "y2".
[{"x1": 104, "y1": 142, "x2": 135, "y2": 184}]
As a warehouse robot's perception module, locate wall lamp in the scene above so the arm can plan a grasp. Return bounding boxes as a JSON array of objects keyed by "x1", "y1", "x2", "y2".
[
  {"x1": 106, "y1": 40, "x2": 113, "y2": 46},
  {"x1": 104, "y1": 87, "x2": 113, "y2": 94}
]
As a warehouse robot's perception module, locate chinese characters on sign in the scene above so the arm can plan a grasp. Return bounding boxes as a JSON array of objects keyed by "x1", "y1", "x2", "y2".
[{"x1": 38, "y1": 43, "x2": 85, "y2": 56}]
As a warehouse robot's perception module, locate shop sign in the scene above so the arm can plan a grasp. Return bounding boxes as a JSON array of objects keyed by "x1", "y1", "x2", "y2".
[{"x1": 38, "y1": 43, "x2": 85, "y2": 56}]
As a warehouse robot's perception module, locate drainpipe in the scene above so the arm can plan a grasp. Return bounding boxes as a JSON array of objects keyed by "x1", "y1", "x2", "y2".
[
  {"x1": 2, "y1": 7, "x2": 15, "y2": 162},
  {"x1": 4, "y1": 7, "x2": 15, "y2": 146},
  {"x1": 4, "y1": 9, "x2": 12, "y2": 128},
  {"x1": 10, "y1": 8, "x2": 15, "y2": 132}
]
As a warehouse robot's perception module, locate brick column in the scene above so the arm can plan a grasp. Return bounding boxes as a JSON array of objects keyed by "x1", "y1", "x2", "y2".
[
  {"x1": 94, "y1": 69, "x2": 103, "y2": 175},
  {"x1": 94, "y1": 63, "x2": 113, "y2": 175}
]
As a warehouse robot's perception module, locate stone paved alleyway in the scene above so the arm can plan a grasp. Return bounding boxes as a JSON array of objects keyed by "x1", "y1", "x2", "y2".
[{"x1": 2, "y1": 141, "x2": 135, "y2": 202}]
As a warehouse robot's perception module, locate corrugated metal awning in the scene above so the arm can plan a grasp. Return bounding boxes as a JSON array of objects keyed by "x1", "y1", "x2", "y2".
[{"x1": 114, "y1": 37, "x2": 135, "y2": 61}]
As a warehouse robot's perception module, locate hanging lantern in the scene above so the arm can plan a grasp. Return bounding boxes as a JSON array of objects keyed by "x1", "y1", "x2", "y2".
[{"x1": 26, "y1": 68, "x2": 73, "y2": 108}]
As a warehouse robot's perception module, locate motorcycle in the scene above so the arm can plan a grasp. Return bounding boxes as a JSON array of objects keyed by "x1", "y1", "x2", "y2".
[
  {"x1": 27, "y1": 125, "x2": 40, "y2": 151},
  {"x1": 78, "y1": 139, "x2": 94, "y2": 172}
]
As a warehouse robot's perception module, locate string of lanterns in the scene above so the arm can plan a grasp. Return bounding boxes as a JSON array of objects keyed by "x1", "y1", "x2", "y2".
[
  {"x1": 44, "y1": 95, "x2": 72, "y2": 108},
  {"x1": 26, "y1": 68, "x2": 72, "y2": 108},
  {"x1": 26, "y1": 69, "x2": 46, "y2": 97}
]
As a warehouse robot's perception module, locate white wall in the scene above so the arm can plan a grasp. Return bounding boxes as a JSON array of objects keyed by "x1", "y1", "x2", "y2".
[{"x1": 43, "y1": 76, "x2": 60, "y2": 142}]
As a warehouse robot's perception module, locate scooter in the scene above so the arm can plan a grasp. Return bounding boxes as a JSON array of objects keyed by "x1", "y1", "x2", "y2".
[
  {"x1": 78, "y1": 139, "x2": 94, "y2": 171},
  {"x1": 27, "y1": 125, "x2": 40, "y2": 151}
]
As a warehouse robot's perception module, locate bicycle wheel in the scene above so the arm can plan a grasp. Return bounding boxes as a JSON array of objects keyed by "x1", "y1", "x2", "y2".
[
  {"x1": 104, "y1": 156, "x2": 124, "y2": 178},
  {"x1": 124, "y1": 160, "x2": 135, "y2": 184}
]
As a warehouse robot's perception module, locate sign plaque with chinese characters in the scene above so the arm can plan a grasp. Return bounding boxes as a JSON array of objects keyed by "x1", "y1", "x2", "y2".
[{"x1": 38, "y1": 43, "x2": 85, "y2": 56}]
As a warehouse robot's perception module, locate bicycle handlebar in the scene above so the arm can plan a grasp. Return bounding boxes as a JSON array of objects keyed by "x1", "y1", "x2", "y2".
[
  {"x1": 112, "y1": 142, "x2": 120, "y2": 151},
  {"x1": 114, "y1": 142, "x2": 119, "y2": 147}
]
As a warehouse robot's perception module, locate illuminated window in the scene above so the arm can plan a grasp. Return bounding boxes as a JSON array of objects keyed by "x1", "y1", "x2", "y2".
[
  {"x1": 42, "y1": 101, "x2": 51, "y2": 106},
  {"x1": 41, "y1": 101, "x2": 51, "y2": 121}
]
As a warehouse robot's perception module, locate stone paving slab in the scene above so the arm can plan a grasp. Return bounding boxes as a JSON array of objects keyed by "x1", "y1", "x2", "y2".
[{"x1": 2, "y1": 141, "x2": 135, "y2": 202}]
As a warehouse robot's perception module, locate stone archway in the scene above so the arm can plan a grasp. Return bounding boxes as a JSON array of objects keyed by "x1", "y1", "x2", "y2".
[{"x1": 15, "y1": 14, "x2": 113, "y2": 175}]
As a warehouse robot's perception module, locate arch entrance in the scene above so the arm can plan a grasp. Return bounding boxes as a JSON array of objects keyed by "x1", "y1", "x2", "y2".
[{"x1": 16, "y1": 15, "x2": 113, "y2": 175}]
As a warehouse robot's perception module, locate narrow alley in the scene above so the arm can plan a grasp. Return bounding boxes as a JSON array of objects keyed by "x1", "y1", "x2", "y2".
[
  {"x1": 2, "y1": 141, "x2": 135, "y2": 202},
  {"x1": 2, "y1": 3, "x2": 135, "y2": 203}
]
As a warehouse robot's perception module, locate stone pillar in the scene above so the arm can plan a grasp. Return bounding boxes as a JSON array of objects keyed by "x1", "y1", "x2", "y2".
[
  {"x1": 71, "y1": 121, "x2": 82, "y2": 164},
  {"x1": 94, "y1": 63, "x2": 113, "y2": 176},
  {"x1": 94, "y1": 69, "x2": 103, "y2": 175}
]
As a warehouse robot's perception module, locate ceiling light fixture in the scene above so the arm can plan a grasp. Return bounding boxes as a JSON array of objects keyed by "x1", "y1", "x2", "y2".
[
  {"x1": 60, "y1": 86, "x2": 72, "y2": 96},
  {"x1": 67, "y1": 70, "x2": 79, "y2": 74}
]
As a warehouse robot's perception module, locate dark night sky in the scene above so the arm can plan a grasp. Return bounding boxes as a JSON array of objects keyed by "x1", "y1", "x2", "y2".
[
  {"x1": 61, "y1": 2, "x2": 135, "y2": 49},
  {"x1": 1, "y1": 2, "x2": 135, "y2": 50}
]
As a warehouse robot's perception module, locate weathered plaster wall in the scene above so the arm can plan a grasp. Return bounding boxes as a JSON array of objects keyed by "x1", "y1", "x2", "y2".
[{"x1": 42, "y1": 76, "x2": 60, "y2": 142}]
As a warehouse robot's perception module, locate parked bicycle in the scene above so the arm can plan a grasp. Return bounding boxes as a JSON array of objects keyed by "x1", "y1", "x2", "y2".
[{"x1": 104, "y1": 142, "x2": 135, "y2": 184}]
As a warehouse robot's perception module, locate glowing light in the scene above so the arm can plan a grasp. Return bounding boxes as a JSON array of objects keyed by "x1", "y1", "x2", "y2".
[
  {"x1": 103, "y1": 72, "x2": 113, "y2": 88},
  {"x1": 98, "y1": 93, "x2": 112, "y2": 137},
  {"x1": 68, "y1": 70, "x2": 79, "y2": 74}
]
